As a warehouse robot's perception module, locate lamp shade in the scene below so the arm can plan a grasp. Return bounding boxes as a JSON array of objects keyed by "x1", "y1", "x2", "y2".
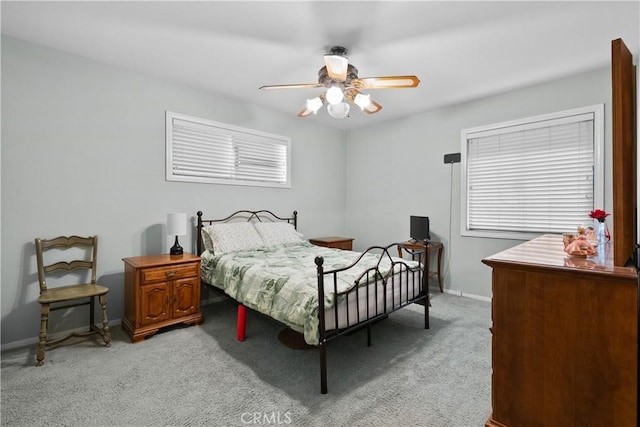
[
  {"x1": 167, "y1": 213, "x2": 187, "y2": 236},
  {"x1": 354, "y1": 93, "x2": 372, "y2": 110},
  {"x1": 327, "y1": 102, "x2": 350, "y2": 119},
  {"x1": 306, "y1": 97, "x2": 323, "y2": 114}
]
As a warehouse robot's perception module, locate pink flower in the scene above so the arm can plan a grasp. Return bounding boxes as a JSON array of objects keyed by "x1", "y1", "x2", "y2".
[{"x1": 589, "y1": 209, "x2": 610, "y2": 222}]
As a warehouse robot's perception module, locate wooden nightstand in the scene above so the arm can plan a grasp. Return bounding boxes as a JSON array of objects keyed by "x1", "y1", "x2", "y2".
[
  {"x1": 122, "y1": 253, "x2": 203, "y2": 343},
  {"x1": 309, "y1": 236, "x2": 354, "y2": 250},
  {"x1": 398, "y1": 241, "x2": 444, "y2": 292}
]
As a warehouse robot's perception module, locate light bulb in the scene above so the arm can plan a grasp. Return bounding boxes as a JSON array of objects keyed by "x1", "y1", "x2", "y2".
[{"x1": 325, "y1": 86, "x2": 344, "y2": 105}]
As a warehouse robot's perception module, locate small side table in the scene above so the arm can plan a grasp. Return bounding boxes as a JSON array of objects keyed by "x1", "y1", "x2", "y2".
[
  {"x1": 309, "y1": 236, "x2": 354, "y2": 250},
  {"x1": 398, "y1": 241, "x2": 444, "y2": 292},
  {"x1": 122, "y1": 253, "x2": 203, "y2": 342}
]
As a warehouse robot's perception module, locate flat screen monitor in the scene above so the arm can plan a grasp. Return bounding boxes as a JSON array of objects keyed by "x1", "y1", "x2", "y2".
[{"x1": 410, "y1": 215, "x2": 430, "y2": 242}]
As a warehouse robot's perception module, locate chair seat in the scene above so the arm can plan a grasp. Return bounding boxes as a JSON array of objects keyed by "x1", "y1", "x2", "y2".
[{"x1": 38, "y1": 283, "x2": 109, "y2": 304}]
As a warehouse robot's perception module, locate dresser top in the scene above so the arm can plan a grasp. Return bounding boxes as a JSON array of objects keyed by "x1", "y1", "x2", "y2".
[
  {"x1": 483, "y1": 234, "x2": 637, "y2": 279},
  {"x1": 122, "y1": 253, "x2": 200, "y2": 268}
]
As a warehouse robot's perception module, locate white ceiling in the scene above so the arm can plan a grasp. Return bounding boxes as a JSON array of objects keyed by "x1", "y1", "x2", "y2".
[{"x1": 2, "y1": 1, "x2": 639, "y2": 130}]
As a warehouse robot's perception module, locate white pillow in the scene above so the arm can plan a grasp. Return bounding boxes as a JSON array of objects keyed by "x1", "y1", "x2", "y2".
[
  {"x1": 254, "y1": 222, "x2": 304, "y2": 246},
  {"x1": 201, "y1": 225, "x2": 215, "y2": 252},
  {"x1": 208, "y1": 222, "x2": 265, "y2": 254}
]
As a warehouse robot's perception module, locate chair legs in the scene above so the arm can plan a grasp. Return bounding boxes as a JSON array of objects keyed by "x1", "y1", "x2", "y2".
[
  {"x1": 35, "y1": 295, "x2": 112, "y2": 366},
  {"x1": 36, "y1": 303, "x2": 50, "y2": 366},
  {"x1": 99, "y1": 294, "x2": 112, "y2": 346}
]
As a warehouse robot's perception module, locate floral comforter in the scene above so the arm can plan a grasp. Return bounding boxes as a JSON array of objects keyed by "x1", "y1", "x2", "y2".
[{"x1": 200, "y1": 241, "x2": 416, "y2": 345}]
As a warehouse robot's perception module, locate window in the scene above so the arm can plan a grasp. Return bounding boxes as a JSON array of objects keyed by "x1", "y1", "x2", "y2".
[
  {"x1": 166, "y1": 111, "x2": 291, "y2": 188},
  {"x1": 461, "y1": 104, "x2": 604, "y2": 240}
]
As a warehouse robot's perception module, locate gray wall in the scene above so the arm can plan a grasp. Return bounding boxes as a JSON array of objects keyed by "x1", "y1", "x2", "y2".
[
  {"x1": 345, "y1": 67, "x2": 613, "y2": 299},
  {"x1": 1, "y1": 36, "x2": 347, "y2": 347}
]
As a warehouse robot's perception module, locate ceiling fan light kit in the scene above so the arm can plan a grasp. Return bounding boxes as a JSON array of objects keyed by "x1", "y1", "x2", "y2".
[{"x1": 259, "y1": 46, "x2": 420, "y2": 119}]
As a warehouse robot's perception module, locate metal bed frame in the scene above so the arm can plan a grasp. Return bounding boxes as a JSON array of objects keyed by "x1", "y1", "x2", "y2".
[{"x1": 196, "y1": 210, "x2": 430, "y2": 394}]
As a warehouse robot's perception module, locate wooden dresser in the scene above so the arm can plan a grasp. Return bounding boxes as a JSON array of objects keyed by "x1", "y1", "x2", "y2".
[
  {"x1": 482, "y1": 234, "x2": 637, "y2": 426},
  {"x1": 122, "y1": 253, "x2": 203, "y2": 342}
]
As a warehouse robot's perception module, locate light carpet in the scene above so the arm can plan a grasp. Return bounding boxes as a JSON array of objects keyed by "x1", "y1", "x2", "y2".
[{"x1": 1, "y1": 292, "x2": 491, "y2": 427}]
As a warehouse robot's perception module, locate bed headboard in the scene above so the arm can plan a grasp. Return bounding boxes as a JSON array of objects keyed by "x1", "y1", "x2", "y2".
[{"x1": 196, "y1": 210, "x2": 298, "y2": 255}]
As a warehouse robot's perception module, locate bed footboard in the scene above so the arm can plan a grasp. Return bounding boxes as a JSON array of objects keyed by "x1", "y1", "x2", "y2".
[{"x1": 315, "y1": 242, "x2": 429, "y2": 394}]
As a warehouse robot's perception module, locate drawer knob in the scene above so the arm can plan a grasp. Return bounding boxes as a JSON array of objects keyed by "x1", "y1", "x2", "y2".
[{"x1": 166, "y1": 270, "x2": 178, "y2": 277}]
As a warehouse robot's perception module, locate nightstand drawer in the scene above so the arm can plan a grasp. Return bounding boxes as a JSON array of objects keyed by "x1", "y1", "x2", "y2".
[
  {"x1": 141, "y1": 263, "x2": 198, "y2": 283},
  {"x1": 329, "y1": 240, "x2": 353, "y2": 250}
]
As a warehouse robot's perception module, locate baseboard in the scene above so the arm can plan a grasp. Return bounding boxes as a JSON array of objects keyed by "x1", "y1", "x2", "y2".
[
  {"x1": 444, "y1": 288, "x2": 492, "y2": 303},
  {"x1": 1, "y1": 318, "x2": 122, "y2": 352},
  {"x1": 443, "y1": 288, "x2": 463, "y2": 297},
  {"x1": 4, "y1": 296, "x2": 226, "y2": 351}
]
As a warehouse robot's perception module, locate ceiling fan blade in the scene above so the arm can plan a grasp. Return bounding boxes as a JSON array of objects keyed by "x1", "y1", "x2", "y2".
[
  {"x1": 351, "y1": 75, "x2": 420, "y2": 89},
  {"x1": 324, "y1": 54, "x2": 349, "y2": 82},
  {"x1": 259, "y1": 83, "x2": 324, "y2": 90},
  {"x1": 297, "y1": 108, "x2": 314, "y2": 117}
]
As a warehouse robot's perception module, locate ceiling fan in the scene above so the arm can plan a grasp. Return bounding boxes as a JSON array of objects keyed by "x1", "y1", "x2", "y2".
[{"x1": 259, "y1": 46, "x2": 420, "y2": 119}]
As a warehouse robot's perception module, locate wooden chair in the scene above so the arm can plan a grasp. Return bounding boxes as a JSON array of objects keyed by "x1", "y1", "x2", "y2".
[{"x1": 34, "y1": 235, "x2": 112, "y2": 366}]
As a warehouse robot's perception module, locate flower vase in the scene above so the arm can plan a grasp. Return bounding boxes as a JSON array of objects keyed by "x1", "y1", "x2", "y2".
[{"x1": 596, "y1": 220, "x2": 610, "y2": 244}]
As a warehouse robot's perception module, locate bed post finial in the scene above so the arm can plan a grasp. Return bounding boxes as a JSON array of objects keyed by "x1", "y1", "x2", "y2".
[{"x1": 293, "y1": 211, "x2": 298, "y2": 230}]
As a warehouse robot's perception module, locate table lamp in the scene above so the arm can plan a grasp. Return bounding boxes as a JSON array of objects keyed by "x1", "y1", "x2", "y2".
[{"x1": 167, "y1": 212, "x2": 187, "y2": 255}]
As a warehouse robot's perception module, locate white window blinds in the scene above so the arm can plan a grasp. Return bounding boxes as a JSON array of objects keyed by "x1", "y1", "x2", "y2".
[
  {"x1": 166, "y1": 111, "x2": 291, "y2": 188},
  {"x1": 461, "y1": 104, "x2": 604, "y2": 240}
]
